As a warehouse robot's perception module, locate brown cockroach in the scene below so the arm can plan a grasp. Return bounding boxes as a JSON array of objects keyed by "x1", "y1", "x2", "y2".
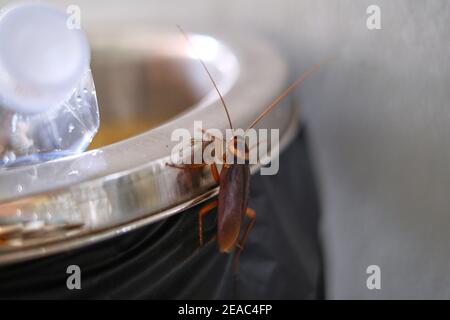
[{"x1": 172, "y1": 26, "x2": 329, "y2": 272}]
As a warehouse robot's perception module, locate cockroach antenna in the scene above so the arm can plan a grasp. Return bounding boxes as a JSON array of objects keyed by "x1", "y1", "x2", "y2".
[
  {"x1": 170, "y1": 28, "x2": 334, "y2": 275},
  {"x1": 177, "y1": 25, "x2": 234, "y2": 131},
  {"x1": 244, "y1": 55, "x2": 335, "y2": 135}
]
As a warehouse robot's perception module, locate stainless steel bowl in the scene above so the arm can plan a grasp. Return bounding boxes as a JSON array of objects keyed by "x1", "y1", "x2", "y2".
[{"x1": 0, "y1": 28, "x2": 299, "y2": 265}]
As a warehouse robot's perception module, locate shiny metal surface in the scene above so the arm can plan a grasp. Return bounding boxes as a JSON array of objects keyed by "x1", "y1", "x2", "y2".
[{"x1": 0, "y1": 28, "x2": 298, "y2": 265}]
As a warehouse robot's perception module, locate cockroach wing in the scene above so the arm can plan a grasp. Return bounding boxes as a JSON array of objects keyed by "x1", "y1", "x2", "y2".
[{"x1": 217, "y1": 164, "x2": 250, "y2": 252}]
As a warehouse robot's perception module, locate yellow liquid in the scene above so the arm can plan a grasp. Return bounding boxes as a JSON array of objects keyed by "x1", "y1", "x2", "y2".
[{"x1": 89, "y1": 118, "x2": 161, "y2": 149}]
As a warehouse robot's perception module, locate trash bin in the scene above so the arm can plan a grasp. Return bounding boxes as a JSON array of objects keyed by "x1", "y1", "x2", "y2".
[{"x1": 0, "y1": 28, "x2": 323, "y2": 299}]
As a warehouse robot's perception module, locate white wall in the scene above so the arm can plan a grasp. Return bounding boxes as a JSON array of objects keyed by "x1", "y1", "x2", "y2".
[{"x1": 3, "y1": 0, "x2": 450, "y2": 299}]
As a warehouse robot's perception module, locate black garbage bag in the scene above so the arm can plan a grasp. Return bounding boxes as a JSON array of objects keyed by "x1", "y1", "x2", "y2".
[{"x1": 0, "y1": 127, "x2": 323, "y2": 299}]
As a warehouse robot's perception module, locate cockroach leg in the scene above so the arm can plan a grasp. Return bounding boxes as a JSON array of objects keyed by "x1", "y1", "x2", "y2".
[
  {"x1": 167, "y1": 162, "x2": 220, "y2": 184},
  {"x1": 190, "y1": 137, "x2": 214, "y2": 145},
  {"x1": 211, "y1": 163, "x2": 220, "y2": 183},
  {"x1": 233, "y1": 208, "x2": 257, "y2": 273},
  {"x1": 237, "y1": 208, "x2": 256, "y2": 252},
  {"x1": 200, "y1": 128, "x2": 223, "y2": 142},
  {"x1": 198, "y1": 199, "x2": 219, "y2": 247},
  {"x1": 166, "y1": 163, "x2": 208, "y2": 170}
]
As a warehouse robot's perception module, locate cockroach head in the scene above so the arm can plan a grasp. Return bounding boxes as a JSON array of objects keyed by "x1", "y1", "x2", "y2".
[{"x1": 227, "y1": 135, "x2": 250, "y2": 163}]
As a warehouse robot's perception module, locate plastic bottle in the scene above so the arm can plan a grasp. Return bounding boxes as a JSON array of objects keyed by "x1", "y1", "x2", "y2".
[{"x1": 0, "y1": 3, "x2": 99, "y2": 167}]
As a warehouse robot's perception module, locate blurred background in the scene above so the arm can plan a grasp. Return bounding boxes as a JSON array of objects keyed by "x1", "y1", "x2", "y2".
[{"x1": 3, "y1": 0, "x2": 450, "y2": 299}]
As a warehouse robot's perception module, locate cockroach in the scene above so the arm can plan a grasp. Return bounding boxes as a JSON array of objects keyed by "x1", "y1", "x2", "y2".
[{"x1": 171, "y1": 26, "x2": 330, "y2": 272}]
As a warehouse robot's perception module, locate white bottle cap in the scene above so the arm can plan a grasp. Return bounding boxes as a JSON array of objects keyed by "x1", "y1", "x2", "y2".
[{"x1": 0, "y1": 3, "x2": 91, "y2": 113}]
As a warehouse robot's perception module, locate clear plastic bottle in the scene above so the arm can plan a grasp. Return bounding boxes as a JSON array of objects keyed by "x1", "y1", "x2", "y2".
[{"x1": 0, "y1": 3, "x2": 99, "y2": 168}]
